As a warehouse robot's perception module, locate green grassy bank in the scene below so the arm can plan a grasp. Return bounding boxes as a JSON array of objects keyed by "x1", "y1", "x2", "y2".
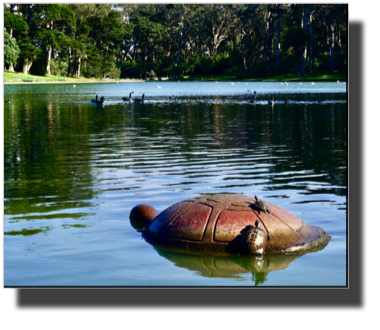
[
  {"x1": 4, "y1": 71, "x2": 143, "y2": 84},
  {"x1": 5, "y1": 70, "x2": 346, "y2": 84}
]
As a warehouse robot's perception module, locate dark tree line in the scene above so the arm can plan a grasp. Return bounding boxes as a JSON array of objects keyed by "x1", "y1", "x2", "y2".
[{"x1": 4, "y1": 4, "x2": 347, "y2": 79}]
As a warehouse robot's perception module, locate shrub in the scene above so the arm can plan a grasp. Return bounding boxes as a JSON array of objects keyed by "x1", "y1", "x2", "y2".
[{"x1": 50, "y1": 58, "x2": 68, "y2": 77}]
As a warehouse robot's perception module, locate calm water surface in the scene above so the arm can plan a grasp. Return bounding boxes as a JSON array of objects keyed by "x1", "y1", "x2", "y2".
[{"x1": 4, "y1": 81, "x2": 347, "y2": 286}]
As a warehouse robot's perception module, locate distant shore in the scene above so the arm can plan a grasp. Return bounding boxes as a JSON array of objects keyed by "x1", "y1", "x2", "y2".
[
  {"x1": 4, "y1": 71, "x2": 346, "y2": 85},
  {"x1": 4, "y1": 80, "x2": 142, "y2": 85}
]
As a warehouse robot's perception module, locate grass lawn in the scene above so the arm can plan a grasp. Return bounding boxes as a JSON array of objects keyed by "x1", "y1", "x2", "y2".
[{"x1": 4, "y1": 71, "x2": 143, "y2": 84}]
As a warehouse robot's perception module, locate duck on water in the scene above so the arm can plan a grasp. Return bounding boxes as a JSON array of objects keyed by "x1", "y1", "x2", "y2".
[
  {"x1": 5, "y1": 98, "x2": 10, "y2": 103},
  {"x1": 91, "y1": 95, "x2": 105, "y2": 105},
  {"x1": 122, "y1": 91, "x2": 134, "y2": 102},
  {"x1": 133, "y1": 94, "x2": 145, "y2": 103}
]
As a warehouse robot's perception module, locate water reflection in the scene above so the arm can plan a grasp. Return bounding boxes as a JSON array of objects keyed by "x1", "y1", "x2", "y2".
[
  {"x1": 155, "y1": 247, "x2": 303, "y2": 285},
  {"x1": 4, "y1": 103, "x2": 100, "y2": 217},
  {"x1": 4, "y1": 96, "x2": 346, "y2": 215}
]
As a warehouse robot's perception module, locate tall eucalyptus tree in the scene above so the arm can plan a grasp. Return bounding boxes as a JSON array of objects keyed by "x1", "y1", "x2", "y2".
[
  {"x1": 31, "y1": 4, "x2": 75, "y2": 75},
  {"x1": 65, "y1": 4, "x2": 110, "y2": 77}
]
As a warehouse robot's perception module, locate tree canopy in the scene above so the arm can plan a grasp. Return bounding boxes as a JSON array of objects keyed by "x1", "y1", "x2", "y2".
[{"x1": 4, "y1": 3, "x2": 347, "y2": 79}]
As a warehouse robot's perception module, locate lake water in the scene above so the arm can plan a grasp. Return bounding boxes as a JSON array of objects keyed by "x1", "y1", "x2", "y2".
[{"x1": 4, "y1": 81, "x2": 347, "y2": 286}]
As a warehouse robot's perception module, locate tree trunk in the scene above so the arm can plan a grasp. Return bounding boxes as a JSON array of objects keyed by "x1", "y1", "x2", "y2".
[
  {"x1": 174, "y1": 33, "x2": 182, "y2": 68},
  {"x1": 329, "y1": 8, "x2": 336, "y2": 74},
  {"x1": 46, "y1": 21, "x2": 54, "y2": 75},
  {"x1": 23, "y1": 58, "x2": 33, "y2": 74},
  {"x1": 68, "y1": 47, "x2": 71, "y2": 77},
  {"x1": 73, "y1": 57, "x2": 81, "y2": 77},
  {"x1": 336, "y1": 12, "x2": 341, "y2": 51},
  {"x1": 242, "y1": 40, "x2": 246, "y2": 70},
  {"x1": 300, "y1": 5, "x2": 307, "y2": 77},
  {"x1": 152, "y1": 51, "x2": 155, "y2": 73},
  {"x1": 8, "y1": 62, "x2": 15, "y2": 72},
  {"x1": 7, "y1": 28, "x2": 15, "y2": 72},
  {"x1": 174, "y1": 19, "x2": 184, "y2": 68},
  {"x1": 46, "y1": 46, "x2": 52, "y2": 75},
  {"x1": 23, "y1": 58, "x2": 29, "y2": 75},
  {"x1": 308, "y1": 10, "x2": 313, "y2": 74},
  {"x1": 275, "y1": 6, "x2": 281, "y2": 75},
  {"x1": 269, "y1": 16, "x2": 274, "y2": 62}
]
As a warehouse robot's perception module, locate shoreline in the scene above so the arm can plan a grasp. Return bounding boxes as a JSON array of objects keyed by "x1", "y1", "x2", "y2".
[
  {"x1": 4, "y1": 78, "x2": 346, "y2": 85},
  {"x1": 4, "y1": 80, "x2": 144, "y2": 85}
]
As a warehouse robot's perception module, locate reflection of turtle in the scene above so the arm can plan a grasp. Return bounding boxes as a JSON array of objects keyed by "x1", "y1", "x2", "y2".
[
  {"x1": 239, "y1": 221, "x2": 268, "y2": 255},
  {"x1": 253, "y1": 195, "x2": 271, "y2": 214},
  {"x1": 130, "y1": 194, "x2": 331, "y2": 254}
]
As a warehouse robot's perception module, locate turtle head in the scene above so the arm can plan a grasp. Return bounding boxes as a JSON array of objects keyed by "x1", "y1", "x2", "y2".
[
  {"x1": 130, "y1": 204, "x2": 158, "y2": 230},
  {"x1": 241, "y1": 225, "x2": 254, "y2": 235}
]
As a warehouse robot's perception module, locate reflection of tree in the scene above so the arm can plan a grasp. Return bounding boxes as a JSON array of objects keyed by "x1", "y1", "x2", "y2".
[
  {"x1": 4, "y1": 94, "x2": 346, "y2": 219},
  {"x1": 124, "y1": 100, "x2": 346, "y2": 195},
  {"x1": 4, "y1": 100, "x2": 99, "y2": 217}
]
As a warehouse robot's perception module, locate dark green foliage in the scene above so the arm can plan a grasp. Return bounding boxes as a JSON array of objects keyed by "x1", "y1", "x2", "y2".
[
  {"x1": 4, "y1": 4, "x2": 347, "y2": 79},
  {"x1": 29, "y1": 56, "x2": 46, "y2": 76},
  {"x1": 50, "y1": 58, "x2": 68, "y2": 76},
  {"x1": 4, "y1": 28, "x2": 20, "y2": 67}
]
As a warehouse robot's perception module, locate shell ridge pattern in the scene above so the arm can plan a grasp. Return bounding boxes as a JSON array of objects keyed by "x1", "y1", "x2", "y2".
[
  {"x1": 251, "y1": 204, "x2": 298, "y2": 236},
  {"x1": 164, "y1": 202, "x2": 212, "y2": 241},
  {"x1": 159, "y1": 201, "x2": 195, "y2": 235},
  {"x1": 269, "y1": 213, "x2": 297, "y2": 232},
  {"x1": 197, "y1": 202, "x2": 214, "y2": 242},
  {"x1": 213, "y1": 209, "x2": 258, "y2": 243}
]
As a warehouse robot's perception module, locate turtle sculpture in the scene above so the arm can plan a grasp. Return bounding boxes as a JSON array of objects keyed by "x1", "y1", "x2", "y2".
[{"x1": 129, "y1": 194, "x2": 331, "y2": 255}]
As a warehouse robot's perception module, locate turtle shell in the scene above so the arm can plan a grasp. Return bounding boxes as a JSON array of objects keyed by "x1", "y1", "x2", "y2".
[{"x1": 142, "y1": 194, "x2": 331, "y2": 254}]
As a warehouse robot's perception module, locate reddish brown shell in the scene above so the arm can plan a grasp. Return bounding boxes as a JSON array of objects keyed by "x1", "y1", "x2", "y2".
[{"x1": 142, "y1": 194, "x2": 331, "y2": 254}]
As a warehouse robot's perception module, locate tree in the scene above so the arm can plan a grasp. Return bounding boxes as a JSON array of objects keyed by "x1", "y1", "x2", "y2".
[
  {"x1": 4, "y1": 11, "x2": 29, "y2": 71},
  {"x1": 4, "y1": 28, "x2": 20, "y2": 69},
  {"x1": 88, "y1": 9, "x2": 125, "y2": 77},
  {"x1": 204, "y1": 4, "x2": 232, "y2": 56},
  {"x1": 4, "y1": 4, "x2": 347, "y2": 79},
  {"x1": 131, "y1": 8, "x2": 165, "y2": 74},
  {"x1": 31, "y1": 4, "x2": 76, "y2": 75}
]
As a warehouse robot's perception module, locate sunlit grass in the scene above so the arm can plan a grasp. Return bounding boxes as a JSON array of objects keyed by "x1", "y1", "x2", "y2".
[{"x1": 4, "y1": 71, "x2": 144, "y2": 84}]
